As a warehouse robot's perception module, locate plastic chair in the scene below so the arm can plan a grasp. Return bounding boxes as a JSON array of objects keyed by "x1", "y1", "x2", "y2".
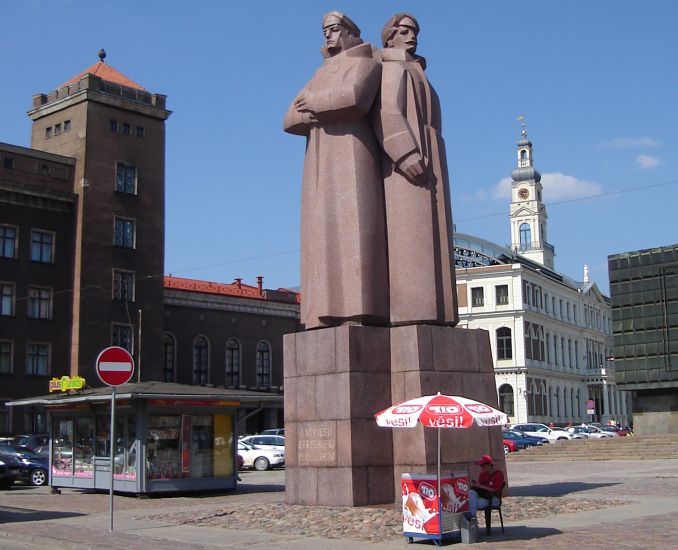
[{"x1": 479, "y1": 484, "x2": 505, "y2": 535}]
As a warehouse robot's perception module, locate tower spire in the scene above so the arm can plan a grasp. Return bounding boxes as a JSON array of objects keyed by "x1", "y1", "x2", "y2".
[{"x1": 508, "y1": 120, "x2": 555, "y2": 269}]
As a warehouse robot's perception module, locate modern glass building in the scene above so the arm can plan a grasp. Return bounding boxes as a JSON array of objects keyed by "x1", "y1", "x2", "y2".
[{"x1": 609, "y1": 244, "x2": 678, "y2": 433}]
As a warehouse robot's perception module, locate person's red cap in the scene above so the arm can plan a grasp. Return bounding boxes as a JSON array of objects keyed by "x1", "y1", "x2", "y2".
[{"x1": 475, "y1": 454, "x2": 493, "y2": 466}]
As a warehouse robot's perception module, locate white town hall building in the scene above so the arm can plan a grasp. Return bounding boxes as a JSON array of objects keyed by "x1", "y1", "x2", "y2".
[{"x1": 454, "y1": 127, "x2": 630, "y2": 426}]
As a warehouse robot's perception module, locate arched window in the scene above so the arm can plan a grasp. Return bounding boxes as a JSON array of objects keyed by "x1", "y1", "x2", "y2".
[
  {"x1": 519, "y1": 223, "x2": 531, "y2": 249},
  {"x1": 540, "y1": 382, "x2": 548, "y2": 417},
  {"x1": 162, "y1": 333, "x2": 176, "y2": 383},
  {"x1": 520, "y1": 149, "x2": 527, "y2": 161},
  {"x1": 496, "y1": 327, "x2": 512, "y2": 360},
  {"x1": 225, "y1": 338, "x2": 241, "y2": 387},
  {"x1": 192, "y1": 336, "x2": 209, "y2": 385},
  {"x1": 498, "y1": 384, "x2": 514, "y2": 416},
  {"x1": 256, "y1": 341, "x2": 271, "y2": 387},
  {"x1": 555, "y1": 387, "x2": 561, "y2": 417}
]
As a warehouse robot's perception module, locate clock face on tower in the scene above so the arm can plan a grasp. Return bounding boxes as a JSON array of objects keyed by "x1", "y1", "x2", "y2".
[{"x1": 518, "y1": 188, "x2": 529, "y2": 200}]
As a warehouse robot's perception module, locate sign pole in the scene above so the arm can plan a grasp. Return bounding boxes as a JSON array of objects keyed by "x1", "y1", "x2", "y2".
[
  {"x1": 95, "y1": 345, "x2": 134, "y2": 534},
  {"x1": 109, "y1": 385, "x2": 116, "y2": 532}
]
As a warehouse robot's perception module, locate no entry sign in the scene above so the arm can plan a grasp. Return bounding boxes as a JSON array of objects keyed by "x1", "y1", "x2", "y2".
[{"x1": 96, "y1": 346, "x2": 135, "y2": 386}]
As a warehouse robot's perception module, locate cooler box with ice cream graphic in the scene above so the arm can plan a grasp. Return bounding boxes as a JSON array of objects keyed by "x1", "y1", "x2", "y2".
[{"x1": 401, "y1": 472, "x2": 469, "y2": 544}]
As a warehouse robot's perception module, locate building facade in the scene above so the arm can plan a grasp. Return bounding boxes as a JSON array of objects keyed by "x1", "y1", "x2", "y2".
[
  {"x1": 1, "y1": 54, "x2": 300, "y2": 434},
  {"x1": 455, "y1": 129, "x2": 630, "y2": 426},
  {"x1": 609, "y1": 245, "x2": 678, "y2": 434}
]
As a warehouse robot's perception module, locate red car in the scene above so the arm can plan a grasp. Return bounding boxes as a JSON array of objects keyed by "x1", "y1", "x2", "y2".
[{"x1": 503, "y1": 439, "x2": 518, "y2": 454}]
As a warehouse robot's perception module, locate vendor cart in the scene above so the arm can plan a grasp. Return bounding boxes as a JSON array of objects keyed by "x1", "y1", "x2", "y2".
[{"x1": 401, "y1": 471, "x2": 469, "y2": 545}]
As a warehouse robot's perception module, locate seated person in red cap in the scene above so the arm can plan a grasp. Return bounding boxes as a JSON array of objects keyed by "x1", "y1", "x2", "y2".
[{"x1": 466, "y1": 454, "x2": 504, "y2": 519}]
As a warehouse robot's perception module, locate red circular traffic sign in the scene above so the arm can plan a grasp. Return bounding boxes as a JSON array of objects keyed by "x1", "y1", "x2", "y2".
[{"x1": 96, "y1": 346, "x2": 135, "y2": 386}]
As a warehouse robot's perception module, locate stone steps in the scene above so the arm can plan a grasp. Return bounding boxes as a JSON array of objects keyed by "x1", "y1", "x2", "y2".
[{"x1": 507, "y1": 434, "x2": 678, "y2": 461}]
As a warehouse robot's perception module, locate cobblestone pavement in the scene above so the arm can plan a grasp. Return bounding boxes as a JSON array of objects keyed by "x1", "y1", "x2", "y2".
[
  {"x1": 0, "y1": 460, "x2": 677, "y2": 549},
  {"x1": 146, "y1": 497, "x2": 626, "y2": 544}
]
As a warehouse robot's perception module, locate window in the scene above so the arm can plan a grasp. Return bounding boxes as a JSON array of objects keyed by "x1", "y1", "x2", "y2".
[
  {"x1": 26, "y1": 343, "x2": 49, "y2": 375},
  {"x1": 113, "y1": 270, "x2": 135, "y2": 301},
  {"x1": 498, "y1": 384, "x2": 514, "y2": 416},
  {"x1": 3, "y1": 157, "x2": 15, "y2": 169},
  {"x1": 31, "y1": 230, "x2": 54, "y2": 263},
  {"x1": 63, "y1": 120, "x2": 71, "y2": 132},
  {"x1": 123, "y1": 123, "x2": 131, "y2": 135},
  {"x1": 0, "y1": 341, "x2": 12, "y2": 374},
  {"x1": 573, "y1": 305, "x2": 577, "y2": 323},
  {"x1": 519, "y1": 223, "x2": 531, "y2": 249},
  {"x1": 225, "y1": 338, "x2": 240, "y2": 387},
  {"x1": 1, "y1": 283, "x2": 14, "y2": 316},
  {"x1": 0, "y1": 225, "x2": 18, "y2": 258},
  {"x1": 110, "y1": 120, "x2": 119, "y2": 132},
  {"x1": 575, "y1": 341, "x2": 580, "y2": 368},
  {"x1": 114, "y1": 217, "x2": 136, "y2": 248},
  {"x1": 471, "y1": 287, "x2": 484, "y2": 307},
  {"x1": 192, "y1": 336, "x2": 209, "y2": 385},
  {"x1": 559, "y1": 299, "x2": 564, "y2": 318},
  {"x1": 115, "y1": 163, "x2": 137, "y2": 194},
  {"x1": 496, "y1": 285, "x2": 509, "y2": 305},
  {"x1": 112, "y1": 324, "x2": 133, "y2": 352},
  {"x1": 136, "y1": 126, "x2": 145, "y2": 138},
  {"x1": 496, "y1": 327, "x2": 512, "y2": 360},
  {"x1": 162, "y1": 333, "x2": 175, "y2": 383},
  {"x1": 256, "y1": 341, "x2": 271, "y2": 387},
  {"x1": 28, "y1": 287, "x2": 52, "y2": 319},
  {"x1": 54, "y1": 123, "x2": 62, "y2": 135},
  {"x1": 45, "y1": 127, "x2": 52, "y2": 139}
]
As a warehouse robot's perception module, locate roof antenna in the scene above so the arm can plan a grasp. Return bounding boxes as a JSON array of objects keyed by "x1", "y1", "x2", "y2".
[{"x1": 98, "y1": 48, "x2": 106, "y2": 63}]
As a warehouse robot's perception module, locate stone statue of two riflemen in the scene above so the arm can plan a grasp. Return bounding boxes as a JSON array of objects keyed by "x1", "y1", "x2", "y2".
[{"x1": 285, "y1": 12, "x2": 458, "y2": 330}]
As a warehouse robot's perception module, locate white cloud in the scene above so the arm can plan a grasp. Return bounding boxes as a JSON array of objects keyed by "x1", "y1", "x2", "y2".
[
  {"x1": 492, "y1": 172, "x2": 602, "y2": 201},
  {"x1": 599, "y1": 136, "x2": 660, "y2": 149},
  {"x1": 635, "y1": 154, "x2": 661, "y2": 169}
]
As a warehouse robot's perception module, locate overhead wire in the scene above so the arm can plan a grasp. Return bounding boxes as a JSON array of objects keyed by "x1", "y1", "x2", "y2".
[{"x1": 7, "y1": 176, "x2": 678, "y2": 305}]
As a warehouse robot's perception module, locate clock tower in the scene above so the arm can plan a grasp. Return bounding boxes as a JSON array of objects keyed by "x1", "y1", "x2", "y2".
[{"x1": 509, "y1": 119, "x2": 554, "y2": 269}]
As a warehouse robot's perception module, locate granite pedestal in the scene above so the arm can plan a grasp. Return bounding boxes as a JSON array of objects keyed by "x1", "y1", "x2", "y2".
[
  {"x1": 284, "y1": 324, "x2": 506, "y2": 506},
  {"x1": 284, "y1": 325, "x2": 395, "y2": 506}
]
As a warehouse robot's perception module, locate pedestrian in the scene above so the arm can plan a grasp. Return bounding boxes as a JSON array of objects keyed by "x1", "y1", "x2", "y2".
[{"x1": 465, "y1": 454, "x2": 505, "y2": 520}]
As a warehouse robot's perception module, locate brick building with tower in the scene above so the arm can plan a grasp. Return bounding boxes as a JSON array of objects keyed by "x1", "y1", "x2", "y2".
[{"x1": 0, "y1": 51, "x2": 298, "y2": 434}]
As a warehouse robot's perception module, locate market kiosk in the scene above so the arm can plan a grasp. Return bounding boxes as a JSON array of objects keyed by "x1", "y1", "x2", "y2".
[{"x1": 9, "y1": 381, "x2": 283, "y2": 494}]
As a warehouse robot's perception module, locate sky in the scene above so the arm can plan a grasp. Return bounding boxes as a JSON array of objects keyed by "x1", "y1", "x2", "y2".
[{"x1": 3, "y1": 1, "x2": 677, "y2": 295}]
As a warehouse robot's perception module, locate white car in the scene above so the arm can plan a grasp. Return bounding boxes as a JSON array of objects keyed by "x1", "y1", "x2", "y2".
[
  {"x1": 239, "y1": 434, "x2": 285, "y2": 451},
  {"x1": 567, "y1": 425, "x2": 614, "y2": 439},
  {"x1": 511, "y1": 423, "x2": 573, "y2": 442},
  {"x1": 237, "y1": 441, "x2": 284, "y2": 471}
]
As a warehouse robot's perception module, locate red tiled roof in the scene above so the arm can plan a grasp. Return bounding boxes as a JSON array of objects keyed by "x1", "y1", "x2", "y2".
[
  {"x1": 60, "y1": 61, "x2": 146, "y2": 91},
  {"x1": 164, "y1": 276, "x2": 264, "y2": 299}
]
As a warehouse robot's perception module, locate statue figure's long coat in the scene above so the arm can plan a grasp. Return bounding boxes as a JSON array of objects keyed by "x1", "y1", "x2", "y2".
[
  {"x1": 373, "y1": 48, "x2": 459, "y2": 326},
  {"x1": 284, "y1": 42, "x2": 388, "y2": 329}
]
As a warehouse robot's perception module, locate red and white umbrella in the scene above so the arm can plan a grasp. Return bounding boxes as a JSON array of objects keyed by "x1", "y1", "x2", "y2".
[
  {"x1": 375, "y1": 393, "x2": 508, "y2": 500},
  {"x1": 375, "y1": 393, "x2": 508, "y2": 429}
]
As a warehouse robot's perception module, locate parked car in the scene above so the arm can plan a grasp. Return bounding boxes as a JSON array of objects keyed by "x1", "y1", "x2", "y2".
[
  {"x1": 567, "y1": 426, "x2": 613, "y2": 439},
  {"x1": 598, "y1": 426, "x2": 623, "y2": 437},
  {"x1": 239, "y1": 435, "x2": 285, "y2": 451},
  {"x1": 502, "y1": 438, "x2": 518, "y2": 455},
  {"x1": 12, "y1": 434, "x2": 50, "y2": 453},
  {"x1": 511, "y1": 423, "x2": 573, "y2": 442},
  {"x1": 0, "y1": 446, "x2": 49, "y2": 486},
  {"x1": 237, "y1": 441, "x2": 285, "y2": 471},
  {"x1": 0, "y1": 459, "x2": 20, "y2": 489},
  {"x1": 502, "y1": 430, "x2": 547, "y2": 449},
  {"x1": 260, "y1": 428, "x2": 285, "y2": 436}
]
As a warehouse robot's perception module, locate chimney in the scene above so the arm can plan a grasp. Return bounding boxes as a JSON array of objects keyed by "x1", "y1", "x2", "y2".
[
  {"x1": 235, "y1": 278, "x2": 242, "y2": 289},
  {"x1": 257, "y1": 276, "x2": 263, "y2": 294},
  {"x1": 583, "y1": 264, "x2": 590, "y2": 284}
]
